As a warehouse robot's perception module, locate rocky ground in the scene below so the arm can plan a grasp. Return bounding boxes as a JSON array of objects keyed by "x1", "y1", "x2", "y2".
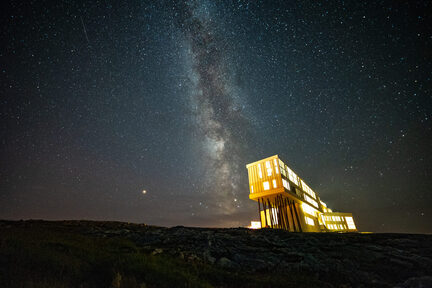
[{"x1": 1, "y1": 220, "x2": 431, "y2": 287}]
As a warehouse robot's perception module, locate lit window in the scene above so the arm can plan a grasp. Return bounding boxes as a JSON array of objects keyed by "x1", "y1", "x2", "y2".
[
  {"x1": 258, "y1": 164, "x2": 262, "y2": 178},
  {"x1": 250, "y1": 185, "x2": 254, "y2": 193},
  {"x1": 287, "y1": 166, "x2": 299, "y2": 186},
  {"x1": 302, "y1": 203, "x2": 316, "y2": 217},
  {"x1": 272, "y1": 179, "x2": 277, "y2": 188},
  {"x1": 301, "y1": 180, "x2": 316, "y2": 199},
  {"x1": 345, "y1": 217, "x2": 356, "y2": 230},
  {"x1": 263, "y1": 181, "x2": 270, "y2": 190},
  {"x1": 305, "y1": 216, "x2": 315, "y2": 226},
  {"x1": 266, "y1": 161, "x2": 271, "y2": 168},
  {"x1": 304, "y1": 194, "x2": 318, "y2": 208},
  {"x1": 282, "y1": 179, "x2": 290, "y2": 190},
  {"x1": 249, "y1": 221, "x2": 261, "y2": 229},
  {"x1": 279, "y1": 160, "x2": 286, "y2": 176},
  {"x1": 332, "y1": 216, "x2": 336, "y2": 221},
  {"x1": 267, "y1": 168, "x2": 272, "y2": 176},
  {"x1": 273, "y1": 159, "x2": 279, "y2": 174}
]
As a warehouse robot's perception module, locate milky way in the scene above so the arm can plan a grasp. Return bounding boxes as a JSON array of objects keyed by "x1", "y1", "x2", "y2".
[
  {"x1": 0, "y1": 0, "x2": 431, "y2": 232},
  {"x1": 175, "y1": 1, "x2": 250, "y2": 214}
]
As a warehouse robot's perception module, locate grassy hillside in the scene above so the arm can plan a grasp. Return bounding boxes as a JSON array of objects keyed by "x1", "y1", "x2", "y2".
[
  {"x1": 0, "y1": 220, "x2": 318, "y2": 288},
  {"x1": 0, "y1": 220, "x2": 431, "y2": 288}
]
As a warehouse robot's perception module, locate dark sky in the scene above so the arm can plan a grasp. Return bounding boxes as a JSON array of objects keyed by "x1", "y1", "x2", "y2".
[{"x1": 1, "y1": 0, "x2": 431, "y2": 233}]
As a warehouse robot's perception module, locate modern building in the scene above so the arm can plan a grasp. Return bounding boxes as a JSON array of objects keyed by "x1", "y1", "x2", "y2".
[{"x1": 246, "y1": 155, "x2": 357, "y2": 232}]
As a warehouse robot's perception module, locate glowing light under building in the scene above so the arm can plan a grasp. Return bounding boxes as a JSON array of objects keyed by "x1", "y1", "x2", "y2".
[{"x1": 246, "y1": 155, "x2": 358, "y2": 232}]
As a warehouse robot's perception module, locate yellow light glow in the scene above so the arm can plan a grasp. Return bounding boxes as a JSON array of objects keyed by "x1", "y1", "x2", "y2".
[
  {"x1": 301, "y1": 180, "x2": 316, "y2": 199},
  {"x1": 304, "y1": 194, "x2": 318, "y2": 208},
  {"x1": 305, "y1": 216, "x2": 315, "y2": 226},
  {"x1": 282, "y1": 178, "x2": 290, "y2": 190},
  {"x1": 287, "y1": 166, "x2": 299, "y2": 186},
  {"x1": 246, "y1": 155, "x2": 359, "y2": 233},
  {"x1": 273, "y1": 159, "x2": 279, "y2": 174},
  {"x1": 267, "y1": 168, "x2": 272, "y2": 176},
  {"x1": 302, "y1": 202, "x2": 317, "y2": 217},
  {"x1": 345, "y1": 216, "x2": 356, "y2": 230}
]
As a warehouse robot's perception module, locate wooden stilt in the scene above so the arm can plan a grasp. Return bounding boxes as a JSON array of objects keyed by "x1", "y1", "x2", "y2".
[
  {"x1": 293, "y1": 202, "x2": 303, "y2": 232},
  {"x1": 282, "y1": 197, "x2": 289, "y2": 230},
  {"x1": 267, "y1": 199, "x2": 274, "y2": 228},
  {"x1": 284, "y1": 198, "x2": 291, "y2": 231},
  {"x1": 257, "y1": 198, "x2": 262, "y2": 227},
  {"x1": 288, "y1": 200, "x2": 297, "y2": 231},
  {"x1": 275, "y1": 195, "x2": 283, "y2": 229},
  {"x1": 278, "y1": 196, "x2": 286, "y2": 230},
  {"x1": 262, "y1": 198, "x2": 268, "y2": 228}
]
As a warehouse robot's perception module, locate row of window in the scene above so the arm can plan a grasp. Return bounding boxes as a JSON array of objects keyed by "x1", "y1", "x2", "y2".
[
  {"x1": 253, "y1": 159, "x2": 300, "y2": 192},
  {"x1": 327, "y1": 224, "x2": 346, "y2": 230},
  {"x1": 262, "y1": 180, "x2": 277, "y2": 191},
  {"x1": 323, "y1": 216, "x2": 356, "y2": 230},
  {"x1": 251, "y1": 160, "x2": 322, "y2": 211},
  {"x1": 279, "y1": 159, "x2": 316, "y2": 199},
  {"x1": 300, "y1": 180, "x2": 316, "y2": 199},
  {"x1": 345, "y1": 216, "x2": 356, "y2": 229},
  {"x1": 287, "y1": 167, "x2": 299, "y2": 186},
  {"x1": 323, "y1": 215, "x2": 343, "y2": 222},
  {"x1": 282, "y1": 178, "x2": 290, "y2": 190},
  {"x1": 302, "y1": 202, "x2": 317, "y2": 217},
  {"x1": 305, "y1": 216, "x2": 315, "y2": 226},
  {"x1": 303, "y1": 194, "x2": 318, "y2": 208},
  {"x1": 257, "y1": 159, "x2": 280, "y2": 179}
]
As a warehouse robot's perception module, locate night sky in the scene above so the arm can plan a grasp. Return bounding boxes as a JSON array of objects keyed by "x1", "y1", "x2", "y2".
[{"x1": 1, "y1": 1, "x2": 431, "y2": 233}]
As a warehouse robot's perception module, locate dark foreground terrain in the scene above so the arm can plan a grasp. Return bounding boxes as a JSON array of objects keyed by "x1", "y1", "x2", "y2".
[{"x1": 0, "y1": 220, "x2": 431, "y2": 288}]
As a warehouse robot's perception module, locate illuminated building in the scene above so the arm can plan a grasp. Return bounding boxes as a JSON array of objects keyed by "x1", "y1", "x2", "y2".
[{"x1": 246, "y1": 155, "x2": 357, "y2": 232}]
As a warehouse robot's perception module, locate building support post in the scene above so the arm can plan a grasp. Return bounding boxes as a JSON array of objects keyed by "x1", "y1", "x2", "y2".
[
  {"x1": 283, "y1": 198, "x2": 292, "y2": 231},
  {"x1": 288, "y1": 200, "x2": 297, "y2": 231},
  {"x1": 257, "y1": 198, "x2": 262, "y2": 227},
  {"x1": 262, "y1": 198, "x2": 268, "y2": 228},
  {"x1": 293, "y1": 202, "x2": 303, "y2": 232},
  {"x1": 267, "y1": 199, "x2": 274, "y2": 228}
]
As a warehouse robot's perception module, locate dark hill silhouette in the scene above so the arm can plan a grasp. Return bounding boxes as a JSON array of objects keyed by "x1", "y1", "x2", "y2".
[{"x1": 1, "y1": 220, "x2": 431, "y2": 287}]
